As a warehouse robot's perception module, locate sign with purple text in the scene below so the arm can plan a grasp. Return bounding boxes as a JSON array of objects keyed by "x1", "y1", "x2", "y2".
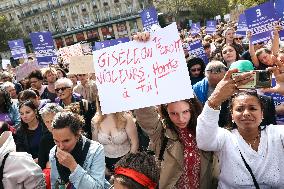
[
  {"x1": 188, "y1": 40, "x2": 209, "y2": 64},
  {"x1": 93, "y1": 23, "x2": 193, "y2": 114},
  {"x1": 244, "y1": 1, "x2": 279, "y2": 44},
  {"x1": 94, "y1": 37, "x2": 130, "y2": 50},
  {"x1": 8, "y1": 39, "x2": 27, "y2": 59},
  {"x1": 190, "y1": 22, "x2": 201, "y2": 36},
  {"x1": 275, "y1": 0, "x2": 284, "y2": 41},
  {"x1": 264, "y1": 77, "x2": 284, "y2": 124},
  {"x1": 206, "y1": 20, "x2": 216, "y2": 35},
  {"x1": 140, "y1": 6, "x2": 159, "y2": 32},
  {"x1": 236, "y1": 14, "x2": 248, "y2": 37},
  {"x1": 30, "y1": 31, "x2": 57, "y2": 65}
]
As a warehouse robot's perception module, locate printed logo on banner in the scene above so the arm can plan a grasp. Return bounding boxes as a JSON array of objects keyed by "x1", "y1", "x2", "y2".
[
  {"x1": 191, "y1": 22, "x2": 201, "y2": 36},
  {"x1": 94, "y1": 37, "x2": 130, "y2": 50},
  {"x1": 93, "y1": 22, "x2": 193, "y2": 114},
  {"x1": 244, "y1": 1, "x2": 279, "y2": 44},
  {"x1": 274, "y1": 0, "x2": 284, "y2": 41},
  {"x1": 140, "y1": 6, "x2": 159, "y2": 32},
  {"x1": 264, "y1": 77, "x2": 284, "y2": 124},
  {"x1": 188, "y1": 40, "x2": 209, "y2": 64},
  {"x1": 8, "y1": 39, "x2": 27, "y2": 60},
  {"x1": 30, "y1": 31, "x2": 57, "y2": 66},
  {"x1": 236, "y1": 14, "x2": 248, "y2": 37},
  {"x1": 206, "y1": 20, "x2": 216, "y2": 35}
]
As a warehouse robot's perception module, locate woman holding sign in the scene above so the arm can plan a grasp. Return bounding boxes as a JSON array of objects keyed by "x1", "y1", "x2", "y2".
[
  {"x1": 134, "y1": 97, "x2": 218, "y2": 189},
  {"x1": 196, "y1": 59, "x2": 284, "y2": 188}
]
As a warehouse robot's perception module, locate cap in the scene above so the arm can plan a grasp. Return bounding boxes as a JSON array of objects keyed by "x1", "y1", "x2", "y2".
[{"x1": 229, "y1": 60, "x2": 254, "y2": 72}]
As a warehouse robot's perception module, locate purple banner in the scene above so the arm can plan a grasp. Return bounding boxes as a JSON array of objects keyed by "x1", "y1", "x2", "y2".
[
  {"x1": 140, "y1": 6, "x2": 159, "y2": 32},
  {"x1": 264, "y1": 78, "x2": 284, "y2": 124},
  {"x1": 188, "y1": 40, "x2": 209, "y2": 64},
  {"x1": 244, "y1": 1, "x2": 279, "y2": 44},
  {"x1": 191, "y1": 22, "x2": 201, "y2": 36},
  {"x1": 30, "y1": 31, "x2": 57, "y2": 65},
  {"x1": 206, "y1": 20, "x2": 216, "y2": 35},
  {"x1": 275, "y1": 0, "x2": 284, "y2": 41},
  {"x1": 236, "y1": 14, "x2": 248, "y2": 37},
  {"x1": 94, "y1": 37, "x2": 130, "y2": 50},
  {"x1": 8, "y1": 39, "x2": 27, "y2": 59}
]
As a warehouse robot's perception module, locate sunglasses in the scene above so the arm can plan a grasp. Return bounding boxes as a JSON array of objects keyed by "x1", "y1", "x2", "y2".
[
  {"x1": 234, "y1": 37, "x2": 243, "y2": 40},
  {"x1": 206, "y1": 67, "x2": 227, "y2": 74},
  {"x1": 55, "y1": 86, "x2": 71, "y2": 93},
  {"x1": 190, "y1": 68, "x2": 202, "y2": 72}
]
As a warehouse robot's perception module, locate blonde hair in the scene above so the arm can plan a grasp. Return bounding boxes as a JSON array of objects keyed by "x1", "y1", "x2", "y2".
[
  {"x1": 93, "y1": 97, "x2": 127, "y2": 130},
  {"x1": 41, "y1": 67, "x2": 57, "y2": 79}
]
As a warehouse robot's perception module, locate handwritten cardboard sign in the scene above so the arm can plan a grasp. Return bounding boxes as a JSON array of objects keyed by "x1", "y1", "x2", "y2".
[
  {"x1": 58, "y1": 43, "x2": 84, "y2": 64},
  {"x1": 69, "y1": 55, "x2": 95, "y2": 74},
  {"x1": 93, "y1": 22, "x2": 194, "y2": 114},
  {"x1": 16, "y1": 61, "x2": 41, "y2": 81}
]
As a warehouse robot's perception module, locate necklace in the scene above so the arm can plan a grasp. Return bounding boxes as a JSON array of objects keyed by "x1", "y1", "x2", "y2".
[{"x1": 245, "y1": 131, "x2": 261, "y2": 148}]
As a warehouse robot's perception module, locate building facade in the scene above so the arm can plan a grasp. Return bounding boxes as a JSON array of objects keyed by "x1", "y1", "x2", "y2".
[{"x1": 0, "y1": 0, "x2": 150, "y2": 50}]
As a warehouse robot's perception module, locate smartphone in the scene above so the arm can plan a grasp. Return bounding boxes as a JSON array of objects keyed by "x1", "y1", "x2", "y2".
[{"x1": 231, "y1": 70, "x2": 272, "y2": 89}]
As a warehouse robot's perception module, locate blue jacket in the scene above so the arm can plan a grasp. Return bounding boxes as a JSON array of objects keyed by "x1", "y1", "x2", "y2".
[
  {"x1": 192, "y1": 77, "x2": 209, "y2": 105},
  {"x1": 49, "y1": 136, "x2": 110, "y2": 189},
  {"x1": 8, "y1": 101, "x2": 21, "y2": 127}
]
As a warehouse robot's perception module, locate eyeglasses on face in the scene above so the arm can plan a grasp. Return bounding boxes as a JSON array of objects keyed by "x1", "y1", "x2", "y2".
[
  {"x1": 190, "y1": 68, "x2": 202, "y2": 72},
  {"x1": 206, "y1": 67, "x2": 227, "y2": 74},
  {"x1": 55, "y1": 86, "x2": 71, "y2": 93},
  {"x1": 234, "y1": 37, "x2": 243, "y2": 40},
  {"x1": 77, "y1": 74, "x2": 87, "y2": 77}
]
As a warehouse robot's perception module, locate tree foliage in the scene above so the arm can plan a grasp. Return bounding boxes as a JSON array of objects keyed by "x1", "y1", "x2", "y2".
[
  {"x1": 0, "y1": 16, "x2": 22, "y2": 51},
  {"x1": 229, "y1": 0, "x2": 268, "y2": 9}
]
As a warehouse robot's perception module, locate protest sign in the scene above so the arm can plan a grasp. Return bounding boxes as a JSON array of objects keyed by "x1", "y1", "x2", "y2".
[
  {"x1": 93, "y1": 22, "x2": 193, "y2": 114},
  {"x1": 264, "y1": 77, "x2": 284, "y2": 124},
  {"x1": 244, "y1": 1, "x2": 279, "y2": 44},
  {"x1": 140, "y1": 6, "x2": 159, "y2": 32},
  {"x1": 30, "y1": 31, "x2": 57, "y2": 65},
  {"x1": 236, "y1": 14, "x2": 248, "y2": 37},
  {"x1": 69, "y1": 55, "x2": 95, "y2": 74},
  {"x1": 57, "y1": 43, "x2": 84, "y2": 64},
  {"x1": 8, "y1": 39, "x2": 27, "y2": 59},
  {"x1": 191, "y1": 22, "x2": 201, "y2": 36},
  {"x1": 1, "y1": 59, "x2": 11, "y2": 70},
  {"x1": 275, "y1": 0, "x2": 284, "y2": 41},
  {"x1": 188, "y1": 20, "x2": 193, "y2": 28},
  {"x1": 206, "y1": 20, "x2": 216, "y2": 35},
  {"x1": 224, "y1": 14, "x2": 231, "y2": 22},
  {"x1": 16, "y1": 61, "x2": 41, "y2": 81},
  {"x1": 188, "y1": 40, "x2": 209, "y2": 64},
  {"x1": 94, "y1": 37, "x2": 130, "y2": 50}
]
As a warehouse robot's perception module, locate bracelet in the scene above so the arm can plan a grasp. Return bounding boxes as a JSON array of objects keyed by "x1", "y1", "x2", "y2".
[{"x1": 207, "y1": 98, "x2": 221, "y2": 110}]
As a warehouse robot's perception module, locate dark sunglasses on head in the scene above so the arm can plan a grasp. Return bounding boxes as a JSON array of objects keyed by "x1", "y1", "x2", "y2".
[
  {"x1": 190, "y1": 68, "x2": 202, "y2": 72},
  {"x1": 55, "y1": 86, "x2": 71, "y2": 93},
  {"x1": 206, "y1": 67, "x2": 227, "y2": 74}
]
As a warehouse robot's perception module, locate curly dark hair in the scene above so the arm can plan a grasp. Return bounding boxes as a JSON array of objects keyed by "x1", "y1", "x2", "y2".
[
  {"x1": 19, "y1": 100, "x2": 42, "y2": 130},
  {"x1": 52, "y1": 112, "x2": 84, "y2": 136},
  {"x1": 159, "y1": 96, "x2": 203, "y2": 134},
  {"x1": 227, "y1": 90, "x2": 264, "y2": 130},
  {"x1": 0, "y1": 88, "x2": 12, "y2": 113},
  {"x1": 28, "y1": 70, "x2": 44, "y2": 81},
  {"x1": 114, "y1": 152, "x2": 160, "y2": 189}
]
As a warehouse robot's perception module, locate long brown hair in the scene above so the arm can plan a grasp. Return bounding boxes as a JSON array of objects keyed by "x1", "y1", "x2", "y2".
[{"x1": 159, "y1": 96, "x2": 203, "y2": 134}]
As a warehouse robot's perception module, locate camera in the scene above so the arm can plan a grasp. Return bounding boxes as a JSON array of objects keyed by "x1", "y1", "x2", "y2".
[{"x1": 231, "y1": 70, "x2": 272, "y2": 89}]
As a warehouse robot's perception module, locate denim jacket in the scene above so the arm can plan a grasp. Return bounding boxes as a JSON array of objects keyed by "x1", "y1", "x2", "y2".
[
  {"x1": 8, "y1": 101, "x2": 21, "y2": 127},
  {"x1": 49, "y1": 136, "x2": 110, "y2": 189}
]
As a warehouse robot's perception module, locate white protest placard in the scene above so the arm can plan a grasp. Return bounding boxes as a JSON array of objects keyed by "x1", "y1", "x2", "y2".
[
  {"x1": 69, "y1": 55, "x2": 95, "y2": 74},
  {"x1": 93, "y1": 22, "x2": 193, "y2": 114},
  {"x1": 58, "y1": 43, "x2": 84, "y2": 64},
  {"x1": 2, "y1": 59, "x2": 11, "y2": 70}
]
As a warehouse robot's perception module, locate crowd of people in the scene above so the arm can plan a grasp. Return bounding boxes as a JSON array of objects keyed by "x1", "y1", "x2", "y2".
[{"x1": 0, "y1": 19, "x2": 284, "y2": 189}]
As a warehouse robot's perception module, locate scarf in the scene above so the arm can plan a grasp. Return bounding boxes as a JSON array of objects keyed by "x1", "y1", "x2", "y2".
[{"x1": 55, "y1": 137, "x2": 90, "y2": 184}]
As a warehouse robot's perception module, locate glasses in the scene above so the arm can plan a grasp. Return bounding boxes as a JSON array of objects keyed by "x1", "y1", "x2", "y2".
[
  {"x1": 234, "y1": 37, "x2": 243, "y2": 40},
  {"x1": 55, "y1": 87, "x2": 71, "y2": 93},
  {"x1": 206, "y1": 67, "x2": 227, "y2": 74},
  {"x1": 77, "y1": 74, "x2": 86, "y2": 77},
  {"x1": 190, "y1": 68, "x2": 202, "y2": 72}
]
